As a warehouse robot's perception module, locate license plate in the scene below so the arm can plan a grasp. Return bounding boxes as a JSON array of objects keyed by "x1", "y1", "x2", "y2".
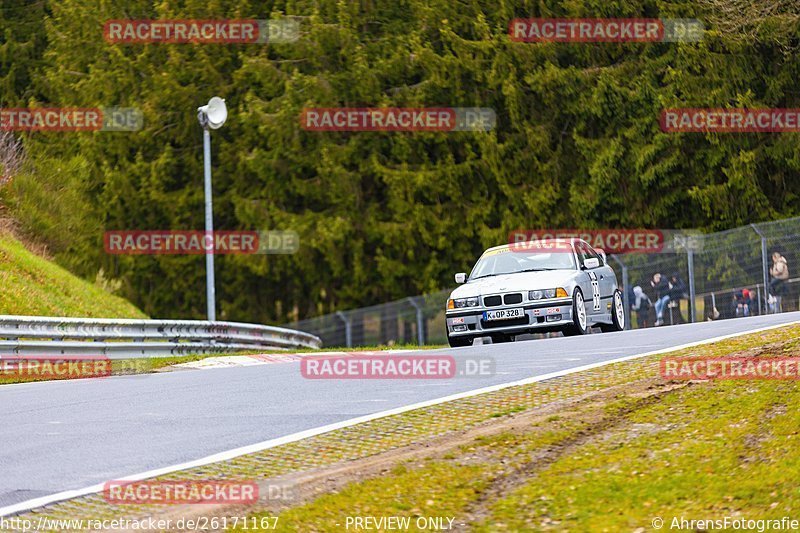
[{"x1": 483, "y1": 308, "x2": 525, "y2": 321}]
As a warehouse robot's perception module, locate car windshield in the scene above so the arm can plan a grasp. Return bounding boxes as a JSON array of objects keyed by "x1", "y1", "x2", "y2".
[{"x1": 469, "y1": 248, "x2": 576, "y2": 279}]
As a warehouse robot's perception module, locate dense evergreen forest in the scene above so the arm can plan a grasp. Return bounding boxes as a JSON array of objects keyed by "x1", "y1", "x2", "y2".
[{"x1": 1, "y1": 0, "x2": 799, "y2": 322}]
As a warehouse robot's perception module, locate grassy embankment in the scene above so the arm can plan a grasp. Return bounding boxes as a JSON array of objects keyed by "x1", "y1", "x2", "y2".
[{"x1": 241, "y1": 325, "x2": 800, "y2": 531}]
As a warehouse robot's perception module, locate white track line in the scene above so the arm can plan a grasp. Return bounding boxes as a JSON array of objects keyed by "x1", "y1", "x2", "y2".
[{"x1": 2, "y1": 319, "x2": 797, "y2": 517}]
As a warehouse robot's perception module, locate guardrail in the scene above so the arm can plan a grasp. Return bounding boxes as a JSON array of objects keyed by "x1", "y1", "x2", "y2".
[{"x1": 0, "y1": 315, "x2": 321, "y2": 358}]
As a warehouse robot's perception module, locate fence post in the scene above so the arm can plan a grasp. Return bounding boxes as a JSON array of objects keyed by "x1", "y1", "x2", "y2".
[
  {"x1": 750, "y1": 223, "x2": 770, "y2": 315},
  {"x1": 756, "y1": 286, "x2": 762, "y2": 315},
  {"x1": 687, "y1": 248, "x2": 696, "y2": 323},
  {"x1": 609, "y1": 255, "x2": 631, "y2": 330},
  {"x1": 335, "y1": 311, "x2": 352, "y2": 348},
  {"x1": 407, "y1": 297, "x2": 425, "y2": 346}
]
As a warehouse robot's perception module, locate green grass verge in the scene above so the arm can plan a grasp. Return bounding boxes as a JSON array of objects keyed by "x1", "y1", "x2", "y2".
[
  {"x1": 242, "y1": 324, "x2": 800, "y2": 532},
  {"x1": 0, "y1": 232, "x2": 145, "y2": 318},
  {"x1": 476, "y1": 379, "x2": 800, "y2": 531}
]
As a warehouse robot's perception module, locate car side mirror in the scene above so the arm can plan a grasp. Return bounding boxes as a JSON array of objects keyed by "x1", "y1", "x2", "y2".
[
  {"x1": 454, "y1": 272, "x2": 467, "y2": 284},
  {"x1": 583, "y1": 258, "x2": 600, "y2": 270},
  {"x1": 596, "y1": 249, "x2": 606, "y2": 263}
]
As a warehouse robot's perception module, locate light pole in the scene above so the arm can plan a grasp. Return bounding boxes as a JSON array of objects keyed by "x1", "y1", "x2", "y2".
[{"x1": 197, "y1": 96, "x2": 227, "y2": 322}]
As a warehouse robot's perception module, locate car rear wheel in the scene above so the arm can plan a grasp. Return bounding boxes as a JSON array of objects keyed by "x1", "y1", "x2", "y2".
[
  {"x1": 563, "y1": 288, "x2": 589, "y2": 336},
  {"x1": 600, "y1": 289, "x2": 625, "y2": 332},
  {"x1": 448, "y1": 335, "x2": 473, "y2": 348}
]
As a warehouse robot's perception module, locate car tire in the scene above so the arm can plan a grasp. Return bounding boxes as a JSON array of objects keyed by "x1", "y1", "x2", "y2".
[
  {"x1": 448, "y1": 335, "x2": 473, "y2": 348},
  {"x1": 563, "y1": 288, "x2": 589, "y2": 336},
  {"x1": 600, "y1": 289, "x2": 625, "y2": 332}
]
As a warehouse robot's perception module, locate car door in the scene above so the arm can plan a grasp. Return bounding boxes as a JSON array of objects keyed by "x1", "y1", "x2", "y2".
[
  {"x1": 575, "y1": 242, "x2": 603, "y2": 317},
  {"x1": 585, "y1": 244, "x2": 617, "y2": 317}
]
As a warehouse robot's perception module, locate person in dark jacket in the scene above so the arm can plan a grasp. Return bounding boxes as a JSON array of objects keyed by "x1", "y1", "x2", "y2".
[
  {"x1": 668, "y1": 272, "x2": 687, "y2": 323},
  {"x1": 650, "y1": 273, "x2": 670, "y2": 326}
]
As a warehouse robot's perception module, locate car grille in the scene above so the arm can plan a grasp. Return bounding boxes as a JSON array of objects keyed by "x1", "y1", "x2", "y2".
[
  {"x1": 483, "y1": 295, "x2": 502, "y2": 307},
  {"x1": 503, "y1": 293, "x2": 523, "y2": 305}
]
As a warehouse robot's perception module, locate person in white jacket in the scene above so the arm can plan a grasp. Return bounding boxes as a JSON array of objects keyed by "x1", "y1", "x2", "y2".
[
  {"x1": 632, "y1": 285, "x2": 652, "y2": 328},
  {"x1": 769, "y1": 252, "x2": 789, "y2": 313}
]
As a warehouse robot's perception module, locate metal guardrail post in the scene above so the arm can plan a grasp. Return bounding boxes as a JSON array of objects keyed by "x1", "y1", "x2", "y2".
[
  {"x1": 407, "y1": 297, "x2": 425, "y2": 346},
  {"x1": 687, "y1": 248, "x2": 696, "y2": 323},
  {"x1": 335, "y1": 311, "x2": 352, "y2": 348},
  {"x1": 751, "y1": 223, "x2": 770, "y2": 315},
  {"x1": 609, "y1": 255, "x2": 631, "y2": 330}
]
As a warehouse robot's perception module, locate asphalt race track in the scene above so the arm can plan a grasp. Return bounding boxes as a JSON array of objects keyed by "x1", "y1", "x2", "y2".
[{"x1": 2, "y1": 313, "x2": 799, "y2": 514}]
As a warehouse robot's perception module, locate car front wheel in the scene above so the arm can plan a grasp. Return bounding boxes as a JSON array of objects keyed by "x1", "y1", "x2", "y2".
[
  {"x1": 600, "y1": 289, "x2": 625, "y2": 332},
  {"x1": 563, "y1": 288, "x2": 589, "y2": 336}
]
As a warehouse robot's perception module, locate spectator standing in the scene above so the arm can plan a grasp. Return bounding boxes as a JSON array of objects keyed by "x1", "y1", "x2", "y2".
[
  {"x1": 631, "y1": 286, "x2": 652, "y2": 328},
  {"x1": 668, "y1": 272, "x2": 687, "y2": 323},
  {"x1": 769, "y1": 251, "x2": 789, "y2": 296},
  {"x1": 769, "y1": 252, "x2": 789, "y2": 313},
  {"x1": 651, "y1": 273, "x2": 671, "y2": 326}
]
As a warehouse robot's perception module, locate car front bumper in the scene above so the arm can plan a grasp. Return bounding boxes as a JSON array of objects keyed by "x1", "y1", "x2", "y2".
[{"x1": 446, "y1": 298, "x2": 573, "y2": 337}]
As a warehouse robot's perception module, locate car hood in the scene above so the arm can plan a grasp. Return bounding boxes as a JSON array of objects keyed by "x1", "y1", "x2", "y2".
[{"x1": 449, "y1": 270, "x2": 577, "y2": 299}]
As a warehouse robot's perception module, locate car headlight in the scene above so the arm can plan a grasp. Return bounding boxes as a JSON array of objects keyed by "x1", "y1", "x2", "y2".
[
  {"x1": 529, "y1": 288, "x2": 568, "y2": 300},
  {"x1": 448, "y1": 297, "x2": 479, "y2": 309}
]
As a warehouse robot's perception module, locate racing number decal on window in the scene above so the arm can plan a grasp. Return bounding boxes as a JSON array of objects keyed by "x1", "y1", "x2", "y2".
[{"x1": 587, "y1": 272, "x2": 601, "y2": 311}]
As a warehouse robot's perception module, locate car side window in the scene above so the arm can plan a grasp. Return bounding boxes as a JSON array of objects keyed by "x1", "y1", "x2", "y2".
[
  {"x1": 575, "y1": 242, "x2": 589, "y2": 265},
  {"x1": 584, "y1": 244, "x2": 604, "y2": 265},
  {"x1": 576, "y1": 242, "x2": 601, "y2": 267}
]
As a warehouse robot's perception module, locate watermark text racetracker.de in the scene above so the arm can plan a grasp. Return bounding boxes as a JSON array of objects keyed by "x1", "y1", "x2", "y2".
[
  {"x1": 0, "y1": 515, "x2": 280, "y2": 532},
  {"x1": 661, "y1": 108, "x2": 800, "y2": 133},
  {"x1": 0, "y1": 108, "x2": 142, "y2": 131},
  {"x1": 301, "y1": 354, "x2": 495, "y2": 379},
  {"x1": 509, "y1": 18, "x2": 704, "y2": 42},
  {"x1": 104, "y1": 230, "x2": 299, "y2": 255},
  {"x1": 508, "y1": 229, "x2": 703, "y2": 254},
  {"x1": 0, "y1": 356, "x2": 168, "y2": 381},
  {"x1": 0, "y1": 356, "x2": 112, "y2": 380},
  {"x1": 301, "y1": 108, "x2": 496, "y2": 132},
  {"x1": 104, "y1": 19, "x2": 299, "y2": 44},
  {"x1": 103, "y1": 479, "x2": 266, "y2": 505},
  {"x1": 661, "y1": 357, "x2": 800, "y2": 381}
]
